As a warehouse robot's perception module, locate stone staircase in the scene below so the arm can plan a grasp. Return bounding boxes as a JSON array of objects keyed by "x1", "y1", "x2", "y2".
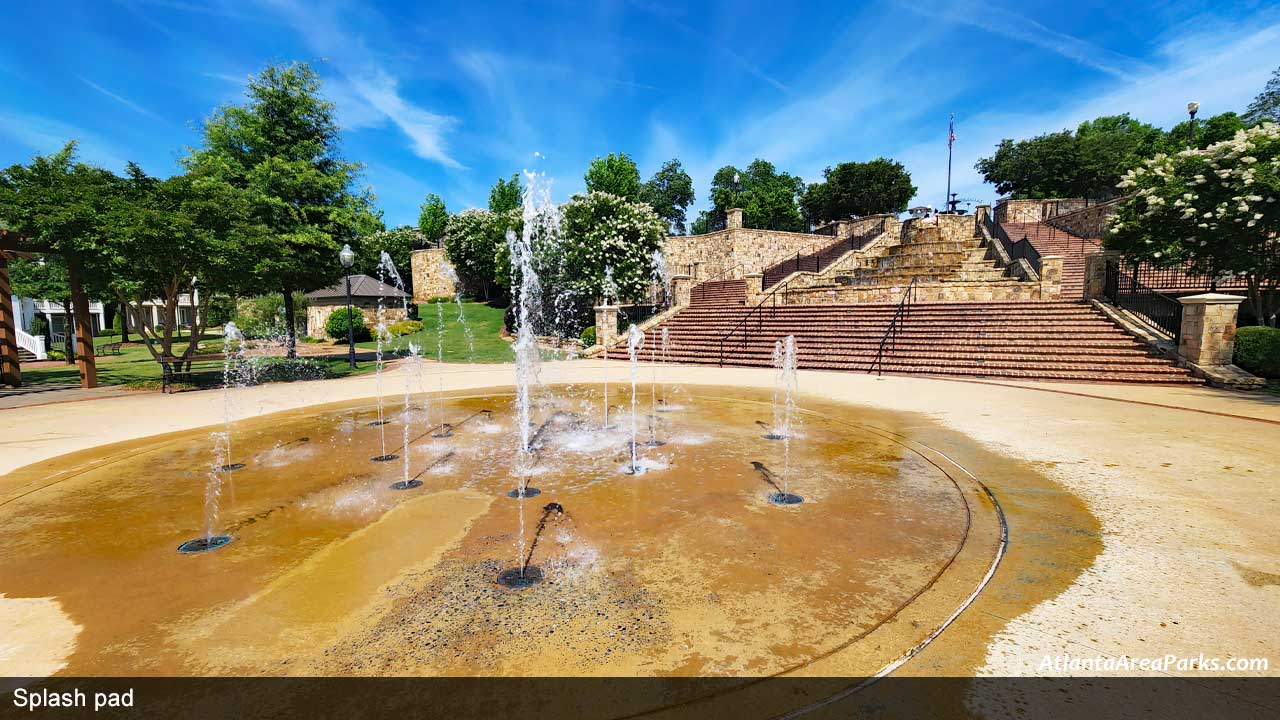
[
  {"x1": 1000, "y1": 221, "x2": 1100, "y2": 299},
  {"x1": 639, "y1": 280, "x2": 1198, "y2": 384},
  {"x1": 834, "y1": 224, "x2": 1003, "y2": 286}
]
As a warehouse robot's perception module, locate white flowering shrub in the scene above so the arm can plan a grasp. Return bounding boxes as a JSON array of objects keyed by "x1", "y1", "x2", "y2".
[
  {"x1": 1107, "y1": 122, "x2": 1280, "y2": 326},
  {"x1": 442, "y1": 207, "x2": 521, "y2": 298},
  {"x1": 559, "y1": 191, "x2": 666, "y2": 302}
]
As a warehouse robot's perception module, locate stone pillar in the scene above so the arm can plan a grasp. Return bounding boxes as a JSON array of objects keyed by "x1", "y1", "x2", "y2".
[
  {"x1": 726, "y1": 208, "x2": 744, "y2": 230},
  {"x1": 975, "y1": 204, "x2": 991, "y2": 227},
  {"x1": 1039, "y1": 255, "x2": 1063, "y2": 299},
  {"x1": 1084, "y1": 250, "x2": 1120, "y2": 301},
  {"x1": 0, "y1": 253, "x2": 20, "y2": 387},
  {"x1": 1177, "y1": 294, "x2": 1245, "y2": 366},
  {"x1": 670, "y1": 274, "x2": 693, "y2": 307},
  {"x1": 594, "y1": 304, "x2": 620, "y2": 348},
  {"x1": 744, "y1": 273, "x2": 765, "y2": 306}
]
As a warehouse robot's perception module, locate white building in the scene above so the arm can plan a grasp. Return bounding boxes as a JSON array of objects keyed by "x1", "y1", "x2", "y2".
[{"x1": 12, "y1": 292, "x2": 201, "y2": 359}]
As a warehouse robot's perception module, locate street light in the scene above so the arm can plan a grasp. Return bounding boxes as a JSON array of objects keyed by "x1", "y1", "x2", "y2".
[
  {"x1": 1187, "y1": 101, "x2": 1200, "y2": 150},
  {"x1": 339, "y1": 243, "x2": 356, "y2": 368}
]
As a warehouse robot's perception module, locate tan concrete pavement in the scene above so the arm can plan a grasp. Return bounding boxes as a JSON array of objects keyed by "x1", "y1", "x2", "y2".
[{"x1": 1, "y1": 361, "x2": 1278, "y2": 683}]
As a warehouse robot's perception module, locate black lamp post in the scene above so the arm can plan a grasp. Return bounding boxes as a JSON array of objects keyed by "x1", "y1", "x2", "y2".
[
  {"x1": 339, "y1": 243, "x2": 356, "y2": 368},
  {"x1": 1187, "y1": 101, "x2": 1200, "y2": 150}
]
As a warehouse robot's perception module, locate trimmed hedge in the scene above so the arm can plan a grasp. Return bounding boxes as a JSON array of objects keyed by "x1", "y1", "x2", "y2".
[
  {"x1": 1234, "y1": 325, "x2": 1280, "y2": 378},
  {"x1": 580, "y1": 325, "x2": 597, "y2": 347},
  {"x1": 387, "y1": 320, "x2": 424, "y2": 337}
]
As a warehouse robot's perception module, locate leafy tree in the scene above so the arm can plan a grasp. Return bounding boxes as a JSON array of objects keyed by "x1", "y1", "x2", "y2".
[
  {"x1": 559, "y1": 191, "x2": 665, "y2": 302},
  {"x1": 488, "y1": 174, "x2": 522, "y2": 213},
  {"x1": 354, "y1": 226, "x2": 425, "y2": 295},
  {"x1": 641, "y1": 159, "x2": 695, "y2": 234},
  {"x1": 1160, "y1": 112, "x2": 1248, "y2": 153},
  {"x1": 690, "y1": 210, "x2": 715, "y2": 235},
  {"x1": 184, "y1": 61, "x2": 379, "y2": 358},
  {"x1": 100, "y1": 164, "x2": 266, "y2": 361},
  {"x1": 800, "y1": 158, "x2": 916, "y2": 223},
  {"x1": 584, "y1": 153, "x2": 643, "y2": 201},
  {"x1": 1105, "y1": 123, "x2": 1280, "y2": 327},
  {"x1": 0, "y1": 142, "x2": 118, "y2": 367},
  {"x1": 978, "y1": 131, "x2": 1087, "y2": 199},
  {"x1": 418, "y1": 193, "x2": 447, "y2": 245},
  {"x1": 1074, "y1": 115, "x2": 1165, "y2": 197},
  {"x1": 1244, "y1": 65, "x2": 1280, "y2": 125},
  {"x1": 703, "y1": 160, "x2": 806, "y2": 231},
  {"x1": 442, "y1": 208, "x2": 520, "y2": 299}
]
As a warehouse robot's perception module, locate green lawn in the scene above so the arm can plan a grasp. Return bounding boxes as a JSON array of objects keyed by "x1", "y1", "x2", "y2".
[
  {"x1": 23, "y1": 336, "x2": 380, "y2": 389},
  {"x1": 356, "y1": 301, "x2": 514, "y2": 363}
]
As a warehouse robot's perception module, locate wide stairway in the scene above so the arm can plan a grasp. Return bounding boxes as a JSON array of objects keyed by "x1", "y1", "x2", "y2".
[
  {"x1": 1001, "y1": 221, "x2": 1100, "y2": 299},
  {"x1": 644, "y1": 281, "x2": 1197, "y2": 383}
]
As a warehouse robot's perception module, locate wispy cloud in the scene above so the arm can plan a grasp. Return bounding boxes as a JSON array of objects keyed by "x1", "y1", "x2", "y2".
[
  {"x1": 898, "y1": 19, "x2": 1280, "y2": 207},
  {"x1": 261, "y1": 0, "x2": 464, "y2": 169},
  {"x1": 899, "y1": 1, "x2": 1152, "y2": 80},
  {"x1": 78, "y1": 76, "x2": 164, "y2": 121},
  {"x1": 0, "y1": 112, "x2": 131, "y2": 170}
]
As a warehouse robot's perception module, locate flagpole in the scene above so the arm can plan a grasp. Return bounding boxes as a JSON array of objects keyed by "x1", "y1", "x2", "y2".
[{"x1": 945, "y1": 113, "x2": 954, "y2": 212}]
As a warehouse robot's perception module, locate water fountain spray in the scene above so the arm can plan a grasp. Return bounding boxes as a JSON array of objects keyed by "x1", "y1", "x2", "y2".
[
  {"x1": 769, "y1": 335, "x2": 802, "y2": 505},
  {"x1": 657, "y1": 326, "x2": 672, "y2": 411},
  {"x1": 600, "y1": 266, "x2": 617, "y2": 430},
  {"x1": 177, "y1": 322, "x2": 245, "y2": 554},
  {"x1": 645, "y1": 332, "x2": 664, "y2": 447},
  {"x1": 369, "y1": 253, "x2": 399, "y2": 462},
  {"x1": 391, "y1": 342, "x2": 424, "y2": 490},
  {"x1": 625, "y1": 324, "x2": 646, "y2": 474},
  {"x1": 499, "y1": 168, "x2": 559, "y2": 588}
]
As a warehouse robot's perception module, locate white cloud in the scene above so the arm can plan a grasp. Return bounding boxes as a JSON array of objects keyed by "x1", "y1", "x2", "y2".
[
  {"x1": 77, "y1": 76, "x2": 164, "y2": 121},
  {"x1": 0, "y1": 112, "x2": 131, "y2": 171}
]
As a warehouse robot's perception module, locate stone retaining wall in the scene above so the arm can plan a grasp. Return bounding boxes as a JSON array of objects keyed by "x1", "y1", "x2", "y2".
[
  {"x1": 783, "y1": 278, "x2": 1046, "y2": 305},
  {"x1": 1043, "y1": 198, "x2": 1125, "y2": 240}
]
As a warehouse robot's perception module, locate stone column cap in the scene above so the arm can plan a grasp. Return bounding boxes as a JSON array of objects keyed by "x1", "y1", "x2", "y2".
[
  {"x1": 593, "y1": 304, "x2": 621, "y2": 311},
  {"x1": 1040, "y1": 254, "x2": 1064, "y2": 260},
  {"x1": 1177, "y1": 293, "x2": 1247, "y2": 306},
  {"x1": 671, "y1": 272, "x2": 692, "y2": 279},
  {"x1": 1085, "y1": 249, "x2": 1121, "y2": 257}
]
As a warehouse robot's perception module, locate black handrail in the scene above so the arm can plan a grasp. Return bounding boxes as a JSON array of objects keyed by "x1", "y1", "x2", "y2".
[
  {"x1": 867, "y1": 276, "x2": 919, "y2": 376},
  {"x1": 761, "y1": 218, "x2": 888, "y2": 290},
  {"x1": 1104, "y1": 260, "x2": 1184, "y2": 340},
  {"x1": 717, "y1": 279, "x2": 795, "y2": 367}
]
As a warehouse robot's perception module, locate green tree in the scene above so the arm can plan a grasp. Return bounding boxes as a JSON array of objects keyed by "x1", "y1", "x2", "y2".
[
  {"x1": 800, "y1": 158, "x2": 916, "y2": 223},
  {"x1": 584, "y1": 153, "x2": 643, "y2": 201},
  {"x1": 100, "y1": 164, "x2": 266, "y2": 361},
  {"x1": 641, "y1": 159, "x2": 695, "y2": 234},
  {"x1": 184, "y1": 61, "x2": 379, "y2": 357},
  {"x1": 559, "y1": 191, "x2": 665, "y2": 302},
  {"x1": 488, "y1": 174, "x2": 522, "y2": 213},
  {"x1": 977, "y1": 131, "x2": 1086, "y2": 199},
  {"x1": 1244, "y1": 65, "x2": 1280, "y2": 125},
  {"x1": 1074, "y1": 115, "x2": 1165, "y2": 197},
  {"x1": 442, "y1": 208, "x2": 520, "y2": 299},
  {"x1": 703, "y1": 160, "x2": 806, "y2": 231},
  {"x1": 418, "y1": 193, "x2": 447, "y2": 245},
  {"x1": 0, "y1": 142, "x2": 118, "y2": 366},
  {"x1": 356, "y1": 226, "x2": 425, "y2": 295},
  {"x1": 1160, "y1": 112, "x2": 1248, "y2": 153},
  {"x1": 1105, "y1": 123, "x2": 1280, "y2": 327}
]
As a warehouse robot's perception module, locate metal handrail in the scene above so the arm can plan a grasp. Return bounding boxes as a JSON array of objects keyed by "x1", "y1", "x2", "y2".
[
  {"x1": 1104, "y1": 261, "x2": 1184, "y2": 340},
  {"x1": 717, "y1": 279, "x2": 795, "y2": 367},
  {"x1": 761, "y1": 218, "x2": 888, "y2": 290},
  {"x1": 867, "y1": 276, "x2": 919, "y2": 376}
]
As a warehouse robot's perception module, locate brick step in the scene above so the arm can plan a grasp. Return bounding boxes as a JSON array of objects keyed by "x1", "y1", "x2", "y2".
[
  {"x1": 657, "y1": 350, "x2": 1194, "y2": 376},
  {"x1": 658, "y1": 344, "x2": 1172, "y2": 366},
  {"x1": 653, "y1": 334, "x2": 1153, "y2": 351}
]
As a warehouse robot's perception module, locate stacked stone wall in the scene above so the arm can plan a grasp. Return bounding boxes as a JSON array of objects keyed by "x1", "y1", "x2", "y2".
[
  {"x1": 410, "y1": 248, "x2": 457, "y2": 303},
  {"x1": 306, "y1": 299, "x2": 407, "y2": 339},
  {"x1": 1044, "y1": 198, "x2": 1125, "y2": 240}
]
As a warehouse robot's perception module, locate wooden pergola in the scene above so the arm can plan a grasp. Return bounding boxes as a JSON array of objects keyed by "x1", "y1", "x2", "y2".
[{"x1": 0, "y1": 227, "x2": 98, "y2": 388}]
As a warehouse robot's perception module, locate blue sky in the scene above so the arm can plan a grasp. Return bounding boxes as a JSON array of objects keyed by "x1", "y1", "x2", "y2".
[{"x1": 2, "y1": 0, "x2": 1279, "y2": 227}]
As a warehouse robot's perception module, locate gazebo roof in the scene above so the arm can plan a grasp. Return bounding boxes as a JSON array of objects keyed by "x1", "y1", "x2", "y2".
[{"x1": 307, "y1": 274, "x2": 409, "y2": 302}]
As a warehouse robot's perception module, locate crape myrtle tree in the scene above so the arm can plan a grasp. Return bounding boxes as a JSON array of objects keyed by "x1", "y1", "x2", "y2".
[
  {"x1": 1106, "y1": 123, "x2": 1280, "y2": 327},
  {"x1": 185, "y1": 61, "x2": 380, "y2": 358},
  {"x1": 559, "y1": 191, "x2": 665, "y2": 301},
  {"x1": 800, "y1": 158, "x2": 916, "y2": 224},
  {"x1": 442, "y1": 208, "x2": 521, "y2": 300},
  {"x1": 693, "y1": 160, "x2": 806, "y2": 233},
  {"x1": 641, "y1": 159, "x2": 695, "y2": 235},
  {"x1": 102, "y1": 164, "x2": 266, "y2": 362},
  {"x1": 0, "y1": 142, "x2": 117, "y2": 366}
]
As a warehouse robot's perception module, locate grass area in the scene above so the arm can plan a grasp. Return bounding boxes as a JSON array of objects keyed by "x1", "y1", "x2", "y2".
[
  {"x1": 23, "y1": 336, "x2": 380, "y2": 389},
  {"x1": 356, "y1": 301, "x2": 514, "y2": 363}
]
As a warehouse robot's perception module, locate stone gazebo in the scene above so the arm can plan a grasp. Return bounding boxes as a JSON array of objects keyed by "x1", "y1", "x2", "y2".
[{"x1": 305, "y1": 275, "x2": 410, "y2": 340}]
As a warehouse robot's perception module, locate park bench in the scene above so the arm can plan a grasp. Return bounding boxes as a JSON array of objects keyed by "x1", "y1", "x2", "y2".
[
  {"x1": 97, "y1": 342, "x2": 123, "y2": 356},
  {"x1": 157, "y1": 354, "x2": 238, "y2": 394}
]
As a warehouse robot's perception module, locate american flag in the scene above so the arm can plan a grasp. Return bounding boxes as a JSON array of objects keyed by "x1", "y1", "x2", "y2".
[{"x1": 948, "y1": 113, "x2": 956, "y2": 148}]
